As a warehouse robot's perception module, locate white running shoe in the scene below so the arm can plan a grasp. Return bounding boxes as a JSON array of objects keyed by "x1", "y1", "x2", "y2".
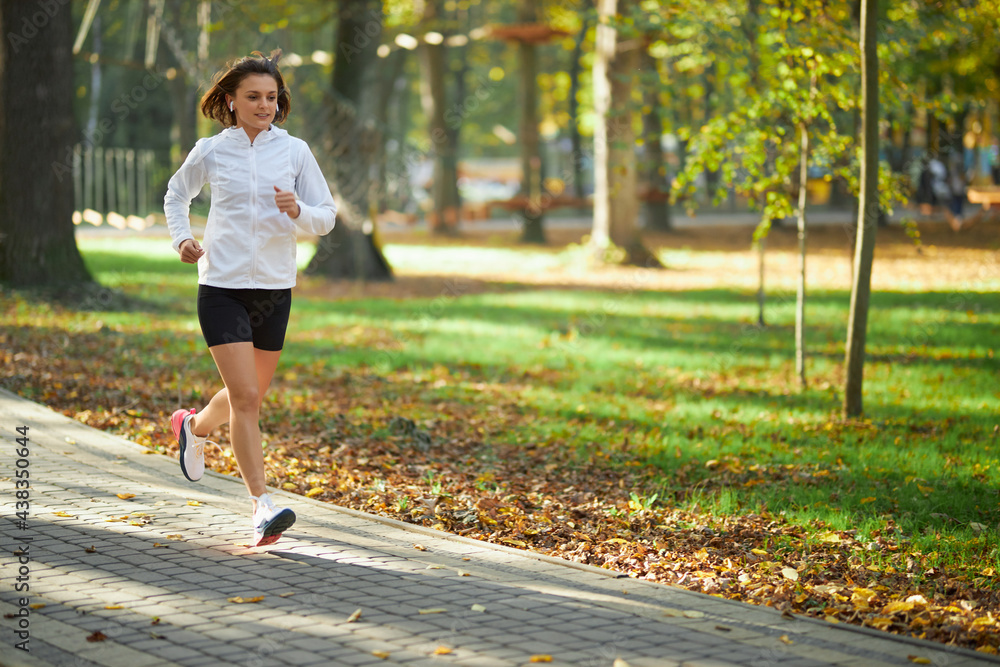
[
  {"x1": 250, "y1": 493, "x2": 296, "y2": 547},
  {"x1": 170, "y1": 408, "x2": 212, "y2": 482}
]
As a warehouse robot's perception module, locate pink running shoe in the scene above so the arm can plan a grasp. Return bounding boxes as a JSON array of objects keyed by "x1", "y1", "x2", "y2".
[{"x1": 170, "y1": 408, "x2": 206, "y2": 482}]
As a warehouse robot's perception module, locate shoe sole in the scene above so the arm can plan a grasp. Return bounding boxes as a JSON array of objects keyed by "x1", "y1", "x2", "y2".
[
  {"x1": 253, "y1": 509, "x2": 296, "y2": 547},
  {"x1": 176, "y1": 413, "x2": 203, "y2": 483}
]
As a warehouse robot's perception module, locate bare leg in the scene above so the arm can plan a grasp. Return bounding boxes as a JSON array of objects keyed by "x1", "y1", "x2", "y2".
[
  {"x1": 191, "y1": 349, "x2": 283, "y2": 437},
  {"x1": 203, "y1": 343, "x2": 282, "y2": 498}
]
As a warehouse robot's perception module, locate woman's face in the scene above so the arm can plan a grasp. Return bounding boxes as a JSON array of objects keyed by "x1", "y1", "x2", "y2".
[{"x1": 228, "y1": 73, "x2": 278, "y2": 134}]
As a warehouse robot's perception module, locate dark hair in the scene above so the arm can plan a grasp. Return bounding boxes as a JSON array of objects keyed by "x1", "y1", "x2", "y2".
[{"x1": 200, "y1": 49, "x2": 290, "y2": 126}]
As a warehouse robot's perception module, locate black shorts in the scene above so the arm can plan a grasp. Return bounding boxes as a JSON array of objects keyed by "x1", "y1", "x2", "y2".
[{"x1": 197, "y1": 285, "x2": 292, "y2": 351}]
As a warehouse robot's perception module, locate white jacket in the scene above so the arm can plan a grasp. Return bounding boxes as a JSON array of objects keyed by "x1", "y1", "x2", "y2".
[{"x1": 164, "y1": 125, "x2": 337, "y2": 289}]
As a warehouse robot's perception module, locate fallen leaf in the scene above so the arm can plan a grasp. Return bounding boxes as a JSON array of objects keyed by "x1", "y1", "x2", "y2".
[
  {"x1": 612, "y1": 661, "x2": 631, "y2": 667},
  {"x1": 52, "y1": 511, "x2": 73, "y2": 517},
  {"x1": 779, "y1": 635, "x2": 794, "y2": 645},
  {"x1": 413, "y1": 544, "x2": 428, "y2": 551},
  {"x1": 530, "y1": 656, "x2": 552, "y2": 663},
  {"x1": 683, "y1": 610, "x2": 705, "y2": 618},
  {"x1": 86, "y1": 631, "x2": 107, "y2": 642},
  {"x1": 781, "y1": 567, "x2": 799, "y2": 581},
  {"x1": 186, "y1": 500, "x2": 201, "y2": 506},
  {"x1": 149, "y1": 632, "x2": 165, "y2": 639},
  {"x1": 85, "y1": 546, "x2": 96, "y2": 553},
  {"x1": 908, "y1": 657, "x2": 932, "y2": 664},
  {"x1": 29, "y1": 604, "x2": 46, "y2": 610},
  {"x1": 419, "y1": 608, "x2": 447, "y2": 614},
  {"x1": 279, "y1": 592, "x2": 296, "y2": 598},
  {"x1": 751, "y1": 548, "x2": 768, "y2": 555},
  {"x1": 104, "y1": 605, "x2": 124, "y2": 610},
  {"x1": 471, "y1": 604, "x2": 486, "y2": 613},
  {"x1": 166, "y1": 534, "x2": 184, "y2": 540},
  {"x1": 372, "y1": 650, "x2": 390, "y2": 659},
  {"x1": 228, "y1": 596, "x2": 265, "y2": 604},
  {"x1": 117, "y1": 493, "x2": 136, "y2": 500},
  {"x1": 347, "y1": 609, "x2": 362, "y2": 623},
  {"x1": 65, "y1": 438, "x2": 76, "y2": 444},
  {"x1": 883, "y1": 601, "x2": 914, "y2": 614},
  {"x1": 305, "y1": 487, "x2": 325, "y2": 498},
  {"x1": 432, "y1": 646, "x2": 452, "y2": 655}
]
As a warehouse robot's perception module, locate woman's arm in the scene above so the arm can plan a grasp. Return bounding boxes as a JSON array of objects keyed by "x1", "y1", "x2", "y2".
[
  {"x1": 290, "y1": 141, "x2": 337, "y2": 236},
  {"x1": 163, "y1": 144, "x2": 209, "y2": 253}
]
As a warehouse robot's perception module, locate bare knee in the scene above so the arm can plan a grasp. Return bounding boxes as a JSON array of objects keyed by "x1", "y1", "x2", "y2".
[{"x1": 228, "y1": 385, "x2": 260, "y2": 414}]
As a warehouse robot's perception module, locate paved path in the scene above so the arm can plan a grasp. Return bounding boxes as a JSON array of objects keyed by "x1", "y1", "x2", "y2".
[{"x1": 1, "y1": 389, "x2": 995, "y2": 667}]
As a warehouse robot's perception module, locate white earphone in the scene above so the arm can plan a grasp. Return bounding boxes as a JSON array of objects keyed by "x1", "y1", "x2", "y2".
[{"x1": 229, "y1": 100, "x2": 233, "y2": 112}]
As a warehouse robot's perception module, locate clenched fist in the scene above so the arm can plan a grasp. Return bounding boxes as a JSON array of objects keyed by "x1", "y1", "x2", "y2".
[
  {"x1": 178, "y1": 238, "x2": 205, "y2": 264},
  {"x1": 274, "y1": 186, "x2": 300, "y2": 219}
]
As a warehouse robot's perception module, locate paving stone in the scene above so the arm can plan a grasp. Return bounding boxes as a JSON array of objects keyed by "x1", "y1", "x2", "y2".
[{"x1": 2, "y1": 391, "x2": 993, "y2": 667}]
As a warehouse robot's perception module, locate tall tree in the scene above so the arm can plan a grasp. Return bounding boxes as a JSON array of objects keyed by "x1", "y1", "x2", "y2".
[
  {"x1": 305, "y1": 0, "x2": 392, "y2": 281},
  {"x1": 843, "y1": 0, "x2": 879, "y2": 417},
  {"x1": 513, "y1": 0, "x2": 545, "y2": 244},
  {"x1": 418, "y1": 0, "x2": 460, "y2": 235},
  {"x1": 591, "y1": 0, "x2": 661, "y2": 266},
  {"x1": 640, "y1": 48, "x2": 671, "y2": 232},
  {"x1": 0, "y1": 0, "x2": 92, "y2": 287}
]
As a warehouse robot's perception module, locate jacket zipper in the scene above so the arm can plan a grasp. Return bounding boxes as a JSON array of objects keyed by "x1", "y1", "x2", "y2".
[{"x1": 249, "y1": 140, "x2": 258, "y2": 286}]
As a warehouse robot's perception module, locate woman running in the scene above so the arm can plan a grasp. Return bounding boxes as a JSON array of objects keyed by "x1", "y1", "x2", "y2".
[{"x1": 163, "y1": 50, "x2": 337, "y2": 546}]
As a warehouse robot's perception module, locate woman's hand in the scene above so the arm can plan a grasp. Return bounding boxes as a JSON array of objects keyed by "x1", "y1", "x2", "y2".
[
  {"x1": 179, "y1": 238, "x2": 205, "y2": 264},
  {"x1": 274, "y1": 186, "x2": 300, "y2": 219}
]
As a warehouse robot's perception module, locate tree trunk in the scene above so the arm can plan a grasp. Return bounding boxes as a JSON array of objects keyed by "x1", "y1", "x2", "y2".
[
  {"x1": 591, "y1": 0, "x2": 662, "y2": 267},
  {"x1": 305, "y1": 0, "x2": 392, "y2": 281},
  {"x1": 795, "y1": 121, "x2": 809, "y2": 390},
  {"x1": 843, "y1": 0, "x2": 879, "y2": 418},
  {"x1": 568, "y1": 15, "x2": 589, "y2": 201},
  {"x1": 744, "y1": 0, "x2": 768, "y2": 326},
  {"x1": 641, "y1": 48, "x2": 671, "y2": 232},
  {"x1": 0, "y1": 0, "x2": 93, "y2": 288},
  {"x1": 756, "y1": 238, "x2": 766, "y2": 326},
  {"x1": 419, "y1": 0, "x2": 460, "y2": 235},
  {"x1": 517, "y1": 0, "x2": 544, "y2": 244},
  {"x1": 591, "y1": 0, "x2": 613, "y2": 258}
]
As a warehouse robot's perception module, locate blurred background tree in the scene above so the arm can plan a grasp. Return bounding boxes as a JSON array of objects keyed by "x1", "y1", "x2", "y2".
[{"x1": 5, "y1": 0, "x2": 1000, "y2": 287}]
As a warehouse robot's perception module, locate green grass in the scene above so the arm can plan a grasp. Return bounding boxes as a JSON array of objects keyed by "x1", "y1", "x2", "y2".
[{"x1": 14, "y1": 235, "x2": 1000, "y2": 578}]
